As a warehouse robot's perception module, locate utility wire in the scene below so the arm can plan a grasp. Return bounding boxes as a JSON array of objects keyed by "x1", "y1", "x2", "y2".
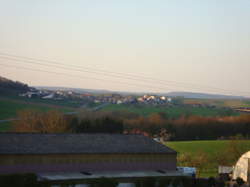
[
  {"x1": 0, "y1": 55, "x2": 236, "y2": 96},
  {"x1": 0, "y1": 63, "x2": 171, "y2": 92},
  {"x1": 0, "y1": 52, "x2": 249, "y2": 96},
  {"x1": 0, "y1": 52, "x2": 247, "y2": 94},
  {"x1": 0, "y1": 55, "x2": 172, "y2": 87},
  {"x1": 0, "y1": 53, "x2": 248, "y2": 96},
  {"x1": 0, "y1": 55, "x2": 228, "y2": 95}
]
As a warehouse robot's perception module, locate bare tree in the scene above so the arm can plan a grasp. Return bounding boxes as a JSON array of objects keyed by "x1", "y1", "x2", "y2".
[{"x1": 12, "y1": 110, "x2": 71, "y2": 133}]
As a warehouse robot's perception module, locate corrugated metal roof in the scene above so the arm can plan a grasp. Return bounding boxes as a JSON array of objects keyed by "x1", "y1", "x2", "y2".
[
  {"x1": 0, "y1": 133, "x2": 176, "y2": 155},
  {"x1": 38, "y1": 170, "x2": 184, "y2": 181}
]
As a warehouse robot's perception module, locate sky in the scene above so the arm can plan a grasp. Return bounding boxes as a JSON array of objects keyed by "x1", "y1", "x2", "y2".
[{"x1": 0, "y1": 0, "x2": 249, "y2": 96}]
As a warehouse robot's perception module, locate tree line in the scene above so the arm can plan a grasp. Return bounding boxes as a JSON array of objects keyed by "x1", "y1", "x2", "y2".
[
  {"x1": 12, "y1": 110, "x2": 124, "y2": 134},
  {"x1": 124, "y1": 113, "x2": 250, "y2": 140},
  {"x1": 12, "y1": 110, "x2": 250, "y2": 141}
]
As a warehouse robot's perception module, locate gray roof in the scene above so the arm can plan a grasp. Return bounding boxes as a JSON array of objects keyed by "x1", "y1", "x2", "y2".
[
  {"x1": 38, "y1": 170, "x2": 184, "y2": 181},
  {"x1": 0, "y1": 133, "x2": 176, "y2": 155}
]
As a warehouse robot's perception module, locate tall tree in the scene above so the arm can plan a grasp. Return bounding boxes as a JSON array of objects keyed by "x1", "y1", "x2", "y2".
[{"x1": 13, "y1": 110, "x2": 71, "y2": 133}]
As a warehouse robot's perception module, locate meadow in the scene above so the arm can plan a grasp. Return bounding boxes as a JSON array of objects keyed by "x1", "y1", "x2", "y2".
[
  {"x1": 166, "y1": 140, "x2": 250, "y2": 177},
  {"x1": 184, "y1": 98, "x2": 250, "y2": 108},
  {"x1": 0, "y1": 122, "x2": 12, "y2": 132},
  {"x1": 166, "y1": 140, "x2": 250, "y2": 157},
  {"x1": 0, "y1": 97, "x2": 75, "y2": 120}
]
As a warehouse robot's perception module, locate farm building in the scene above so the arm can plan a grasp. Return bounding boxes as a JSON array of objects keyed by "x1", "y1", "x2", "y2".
[
  {"x1": 233, "y1": 151, "x2": 250, "y2": 182},
  {"x1": 0, "y1": 133, "x2": 181, "y2": 186}
]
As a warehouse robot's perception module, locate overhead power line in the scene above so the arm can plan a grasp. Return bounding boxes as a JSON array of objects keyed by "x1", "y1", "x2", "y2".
[
  {"x1": 0, "y1": 55, "x2": 231, "y2": 94},
  {"x1": 0, "y1": 55, "x2": 171, "y2": 86},
  {"x1": 0, "y1": 63, "x2": 171, "y2": 92},
  {"x1": 0, "y1": 51, "x2": 249, "y2": 96},
  {"x1": 0, "y1": 52, "x2": 243, "y2": 93},
  {"x1": 0, "y1": 55, "x2": 234, "y2": 95}
]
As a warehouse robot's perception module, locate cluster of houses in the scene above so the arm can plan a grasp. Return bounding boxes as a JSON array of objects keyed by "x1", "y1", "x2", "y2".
[
  {"x1": 19, "y1": 89, "x2": 173, "y2": 105},
  {"x1": 93, "y1": 94, "x2": 136, "y2": 104},
  {"x1": 137, "y1": 95, "x2": 172, "y2": 104},
  {"x1": 93, "y1": 94, "x2": 172, "y2": 105},
  {"x1": 19, "y1": 89, "x2": 77, "y2": 100}
]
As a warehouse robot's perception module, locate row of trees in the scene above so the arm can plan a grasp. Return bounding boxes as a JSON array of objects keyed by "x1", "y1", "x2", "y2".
[
  {"x1": 12, "y1": 110, "x2": 124, "y2": 134},
  {"x1": 12, "y1": 110, "x2": 250, "y2": 141},
  {"x1": 124, "y1": 113, "x2": 250, "y2": 140}
]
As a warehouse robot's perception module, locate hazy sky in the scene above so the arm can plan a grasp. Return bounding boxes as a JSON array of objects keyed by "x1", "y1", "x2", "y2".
[{"x1": 0, "y1": 0, "x2": 249, "y2": 96}]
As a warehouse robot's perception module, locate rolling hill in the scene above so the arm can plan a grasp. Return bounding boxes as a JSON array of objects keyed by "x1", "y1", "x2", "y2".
[
  {"x1": 166, "y1": 91, "x2": 246, "y2": 99},
  {"x1": 0, "y1": 76, "x2": 31, "y2": 96}
]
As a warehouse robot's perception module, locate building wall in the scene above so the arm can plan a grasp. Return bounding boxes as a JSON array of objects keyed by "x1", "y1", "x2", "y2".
[{"x1": 0, "y1": 153, "x2": 176, "y2": 174}]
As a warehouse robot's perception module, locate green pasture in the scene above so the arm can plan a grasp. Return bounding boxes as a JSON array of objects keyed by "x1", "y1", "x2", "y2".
[
  {"x1": 100, "y1": 104, "x2": 238, "y2": 118},
  {"x1": 166, "y1": 140, "x2": 250, "y2": 177},
  {"x1": 0, "y1": 97, "x2": 74, "y2": 120},
  {"x1": 0, "y1": 122, "x2": 12, "y2": 132},
  {"x1": 184, "y1": 98, "x2": 250, "y2": 108},
  {"x1": 1, "y1": 94, "x2": 83, "y2": 108},
  {"x1": 166, "y1": 140, "x2": 250, "y2": 157}
]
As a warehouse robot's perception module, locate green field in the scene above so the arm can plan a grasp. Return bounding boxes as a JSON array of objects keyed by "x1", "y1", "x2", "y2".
[
  {"x1": 0, "y1": 97, "x2": 75, "y2": 120},
  {"x1": 0, "y1": 122, "x2": 12, "y2": 132},
  {"x1": 100, "y1": 104, "x2": 238, "y2": 117},
  {"x1": 165, "y1": 140, "x2": 250, "y2": 177},
  {"x1": 166, "y1": 140, "x2": 250, "y2": 157},
  {"x1": 184, "y1": 98, "x2": 250, "y2": 108}
]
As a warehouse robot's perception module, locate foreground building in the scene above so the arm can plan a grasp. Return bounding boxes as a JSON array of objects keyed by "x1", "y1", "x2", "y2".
[
  {"x1": 0, "y1": 133, "x2": 181, "y2": 186},
  {"x1": 233, "y1": 151, "x2": 250, "y2": 182}
]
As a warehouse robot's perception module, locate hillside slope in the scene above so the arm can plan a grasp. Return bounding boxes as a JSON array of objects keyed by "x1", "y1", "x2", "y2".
[
  {"x1": 0, "y1": 76, "x2": 30, "y2": 95},
  {"x1": 166, "y1": 91, "x2": 246, "y2": 99}
]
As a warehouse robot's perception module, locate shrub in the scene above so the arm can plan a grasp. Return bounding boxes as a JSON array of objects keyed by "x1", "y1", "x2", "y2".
[
  {"x1": 90, "y1": 177, "x2": 118, "y2": 187},
  {"x1": 236, "y1": 177, "x2": 244, "y2": 186},
  {"x1": 0, "y1": 173, "x2": 38, "y2": 187}
]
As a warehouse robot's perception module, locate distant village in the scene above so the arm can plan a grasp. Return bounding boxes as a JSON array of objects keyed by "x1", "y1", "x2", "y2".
[
  {"x1": 19, "y1": 89, "x2": 228, "y2": 109},
  {"x1": 19, "y1": 89, "x2": 232, "y2": 109},
  {"x1": 19, "y1": 89, "x2": 174, "y2": 105}
]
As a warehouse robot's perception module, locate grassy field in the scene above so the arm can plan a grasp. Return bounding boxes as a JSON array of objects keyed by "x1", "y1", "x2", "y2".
[
  {"x1": 0, "y1": 122, "x2": 12, "y2": 132},
  {"x1": 165, "y1": 140, "x2": 250, "y2": 177},
  {"x1": 0, "y1": 97, "x2": 75, "y2": 120},
  {"x1": 100, "y1": 104, "x2": 238, "y2": 118},
  {"x1": 184, "y1": 98, "x2": 250, "y2": 108},
  {"x1": 223, "y1": 100, "x2": 250, "y2": 108},
  {"x1": 166, "y1": 140, "x2": 250, "y2": 157}
]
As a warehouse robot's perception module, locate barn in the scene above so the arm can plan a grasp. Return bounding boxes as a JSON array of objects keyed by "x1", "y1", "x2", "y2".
[{"x1": 0, "y1": 133, "x2": 181, "y2": 185}]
